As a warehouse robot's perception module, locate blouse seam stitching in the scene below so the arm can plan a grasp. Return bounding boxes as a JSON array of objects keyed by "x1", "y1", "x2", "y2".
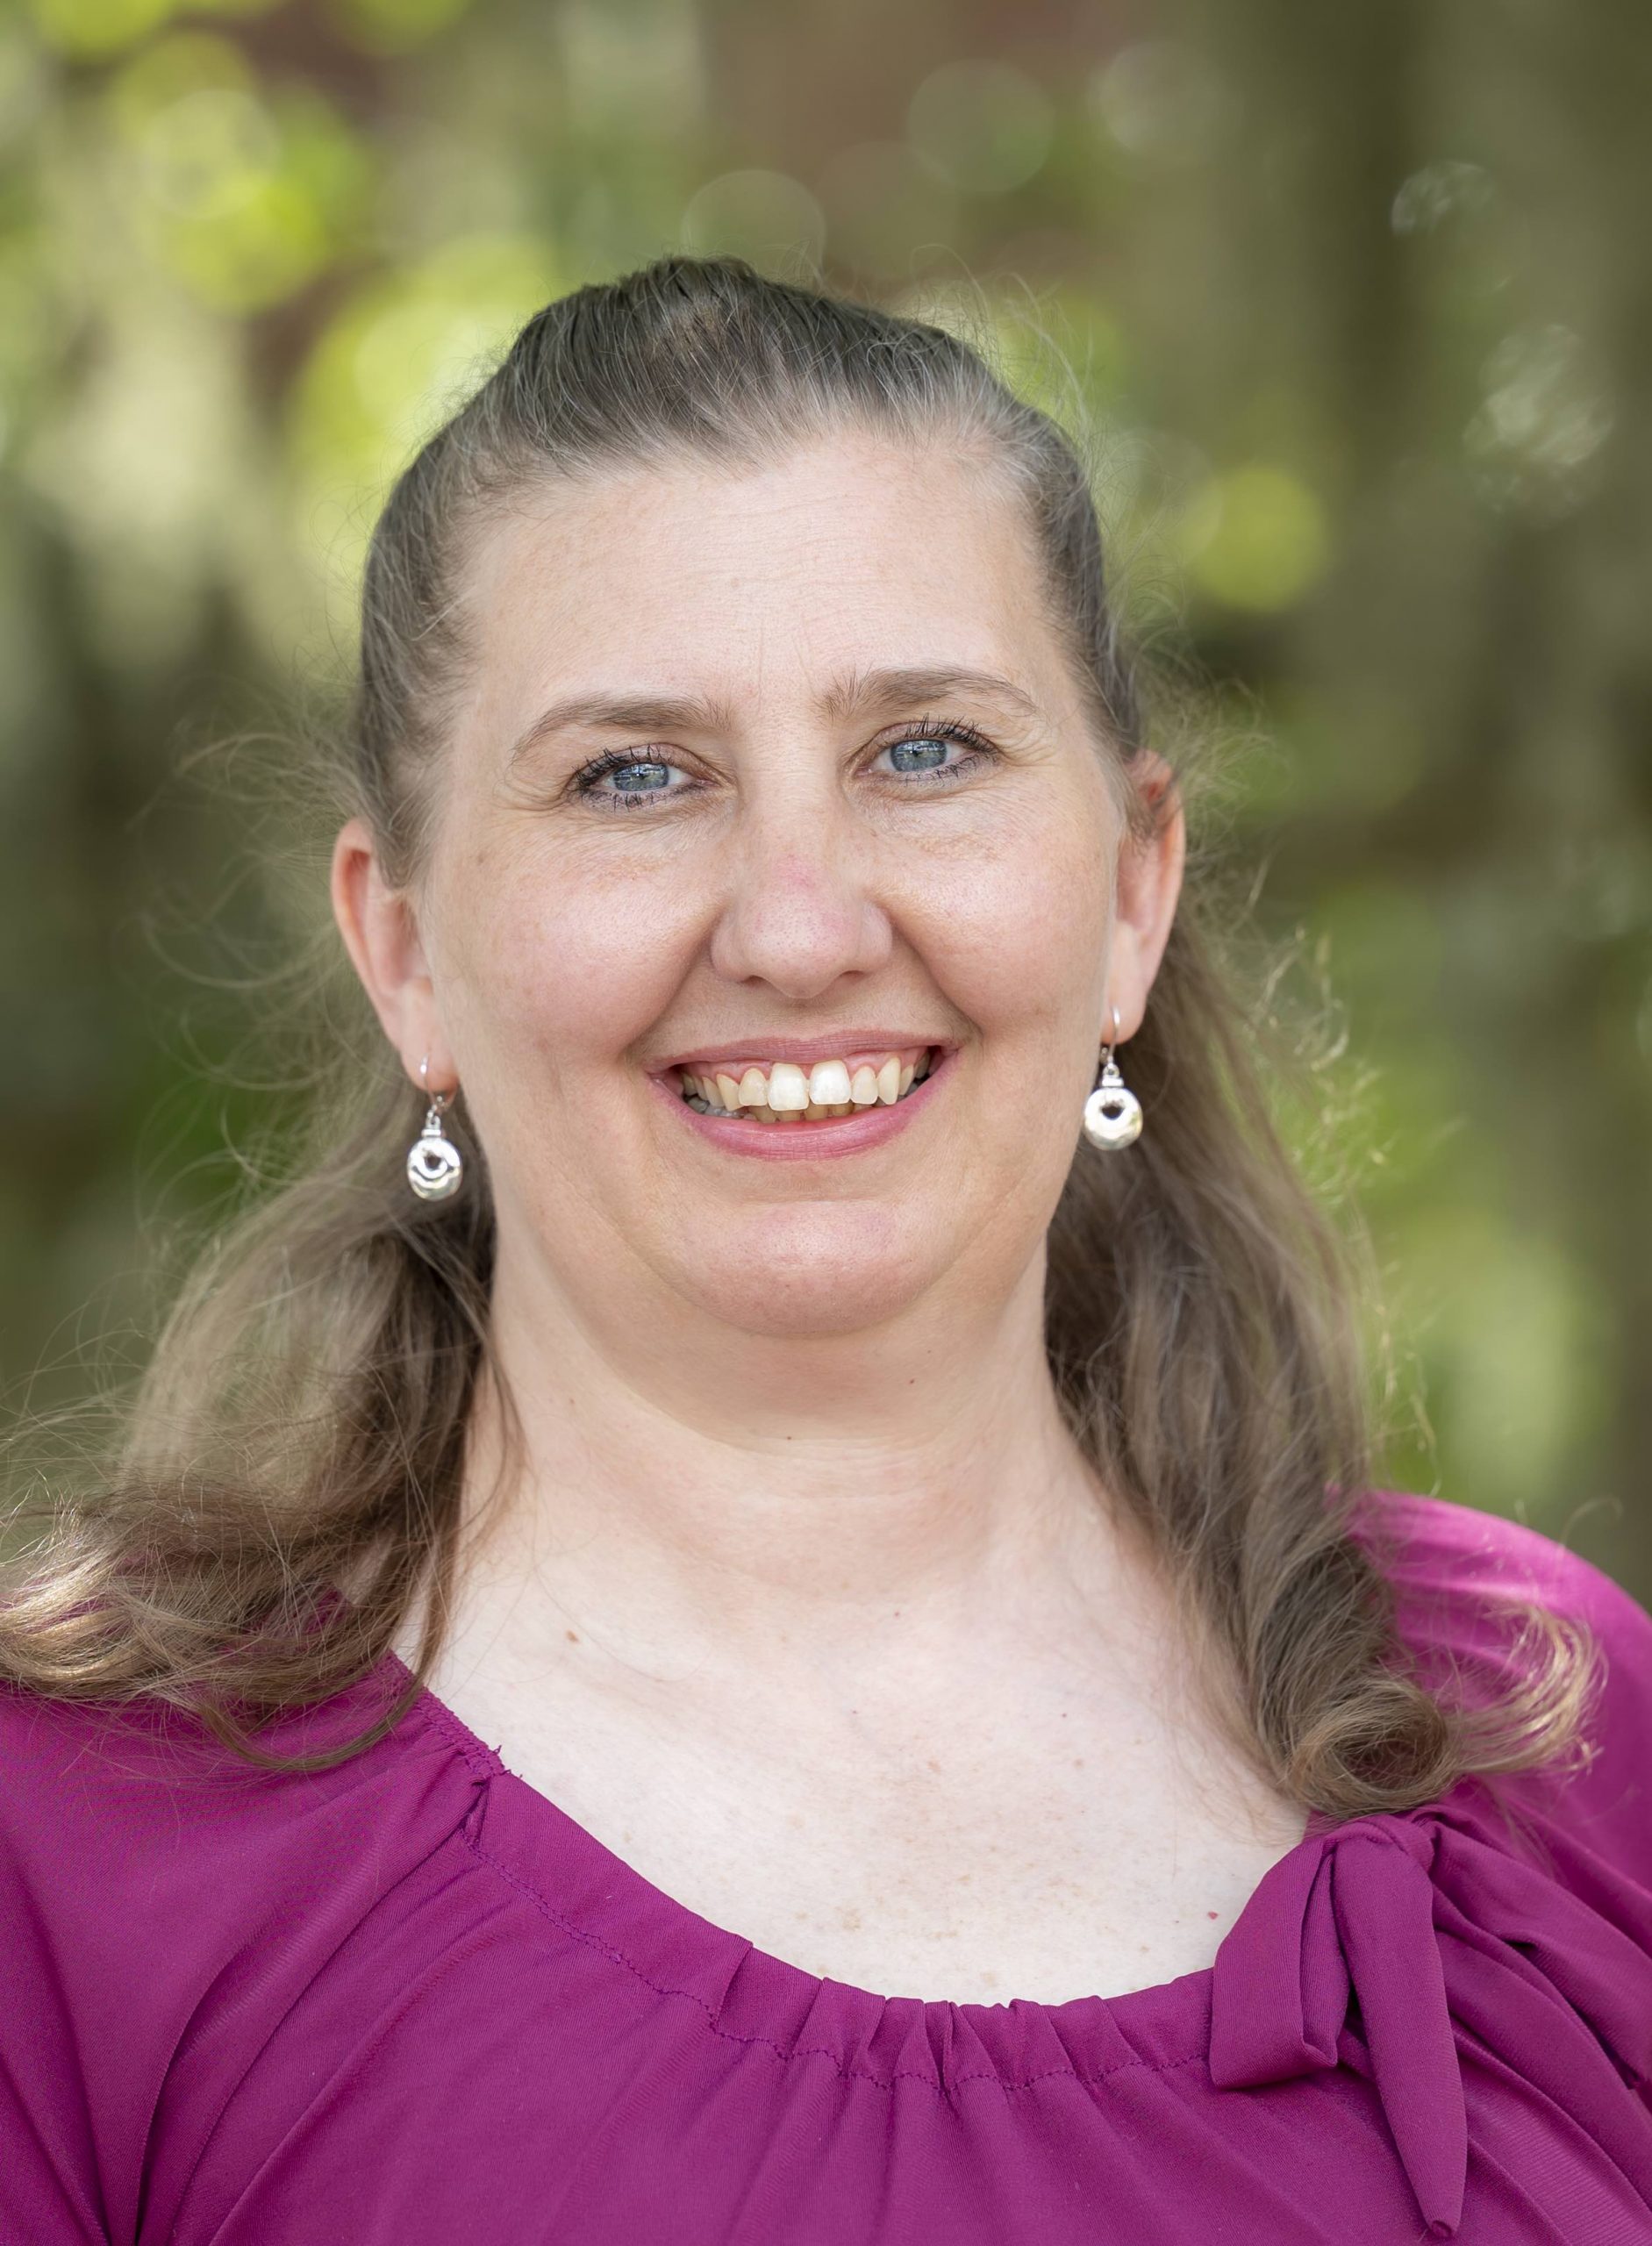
[{"x1": 456, "y1": 1819, "x2": 1206, "y2": 2097}]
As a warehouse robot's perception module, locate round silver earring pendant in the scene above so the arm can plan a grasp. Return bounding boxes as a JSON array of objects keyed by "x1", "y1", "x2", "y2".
[
  {"x1": 407, "y1": 1090, "x2": 464, "y2": 1201},
  {"x1": 1082, "y1": 1010, "x2": 1143, "y2": 1151}
]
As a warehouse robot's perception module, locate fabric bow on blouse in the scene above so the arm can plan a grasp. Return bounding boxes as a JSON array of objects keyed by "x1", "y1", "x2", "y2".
[{"x1": 1210, "y1": 1799, "x2": 1652, "y2": 2237}]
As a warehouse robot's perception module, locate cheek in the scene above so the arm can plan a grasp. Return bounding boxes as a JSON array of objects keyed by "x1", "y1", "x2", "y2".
[
  {"x1": 911, "y1": 801, "x2": 1112, "y2": 1035},
  {"x1": 441, "y1": 842, "x2": 698, "y2": 1070}
]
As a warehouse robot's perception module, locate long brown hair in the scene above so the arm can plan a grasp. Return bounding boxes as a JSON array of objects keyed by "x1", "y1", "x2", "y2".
[{"x1": 0, "y1": 254, "x2": 1599, "y2": 1808}]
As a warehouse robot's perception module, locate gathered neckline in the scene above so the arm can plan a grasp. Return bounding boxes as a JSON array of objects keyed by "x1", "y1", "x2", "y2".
[{"x1": 376, "y1": 1640, "x2": 1352, "y2": 2080}]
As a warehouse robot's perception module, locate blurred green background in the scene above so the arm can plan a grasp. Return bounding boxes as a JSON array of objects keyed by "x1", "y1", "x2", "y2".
[{"x1": 1, "y1": 0, "x2": 1648, "y2": 1597}]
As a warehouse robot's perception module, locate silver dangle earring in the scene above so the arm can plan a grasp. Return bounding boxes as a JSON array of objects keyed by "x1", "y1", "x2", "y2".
[
  {"x1": 1083, "y1": 1005, "x2": 1143, "y2": 1151},
  {"x1": 407, "y1": 1054, "x2": 464, "y2": 1201}
]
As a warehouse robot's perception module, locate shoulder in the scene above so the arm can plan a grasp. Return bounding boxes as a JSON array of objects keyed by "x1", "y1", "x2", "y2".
[
  {"x1": 1348, "y1": 1487, "x2": 1652, "y2": 1853},
  {"x1": 0, "y1": 1663, "x2": 489, "y2": 2240},
  {"x1": 1349, "y1": 1486, "x2": 1651, "y2": 1659},
  {"x1": 0, "y1": 1657, "x2": 487, "y2": 1975},
  {"x1": 0, "y1": 1656, "x2": 486, "y2": 1878}
]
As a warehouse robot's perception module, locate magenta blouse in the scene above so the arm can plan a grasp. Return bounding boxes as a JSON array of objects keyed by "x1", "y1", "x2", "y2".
[{"x1": 2, "y1": 1491, "x2": 1650, "y2": 2244}]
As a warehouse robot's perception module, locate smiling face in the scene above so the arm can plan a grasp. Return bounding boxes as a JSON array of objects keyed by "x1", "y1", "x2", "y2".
[{"x1": 338, "y1": 425, "x2": 1183, "y2": 1346}]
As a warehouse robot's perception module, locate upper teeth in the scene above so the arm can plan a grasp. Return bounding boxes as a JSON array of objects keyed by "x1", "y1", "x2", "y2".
[{"x1": 676, "y1": 1048, "x2": 935, "y2": 1119}]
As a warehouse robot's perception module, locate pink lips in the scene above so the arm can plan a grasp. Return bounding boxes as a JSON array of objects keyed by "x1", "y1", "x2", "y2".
[{"x1": 648, "y1": 1048, "x2": 954, "y2": 1159}]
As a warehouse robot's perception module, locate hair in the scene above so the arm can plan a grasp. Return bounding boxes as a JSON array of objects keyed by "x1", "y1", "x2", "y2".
[{"x1": 0, "y1": 254, "x2": 1600, "y2": 1816}]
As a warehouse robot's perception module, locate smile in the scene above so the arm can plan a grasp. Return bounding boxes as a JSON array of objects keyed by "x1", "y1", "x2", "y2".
[
  {"x1": 649, "y1": 1046, "x2": 954, "y2": 1159},
  {"x1": 678, "y1": 1046, "x2": 937, "y2": 1119}
]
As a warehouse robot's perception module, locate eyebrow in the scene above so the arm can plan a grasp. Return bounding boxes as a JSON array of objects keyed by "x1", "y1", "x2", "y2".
[{"x1": 503, "y1": 665, "x2": 1044, "y2": 769}]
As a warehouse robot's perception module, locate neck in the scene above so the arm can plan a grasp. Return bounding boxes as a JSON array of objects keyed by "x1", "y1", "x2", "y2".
[{"x1": 446, "y1": 1229, "x2": 1133, "y2": 1680}]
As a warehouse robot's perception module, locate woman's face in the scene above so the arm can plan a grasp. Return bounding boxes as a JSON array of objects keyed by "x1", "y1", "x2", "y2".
[{"x1": 337, "y1": 427, "x2": 1184, "y2": 1344}]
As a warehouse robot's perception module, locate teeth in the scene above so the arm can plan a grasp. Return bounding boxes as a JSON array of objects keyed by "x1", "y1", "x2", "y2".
[
  {"x1": 807, "y1": 1058, "x2": 853, "y2": 1105},
  {"x1": 677, "y1": 1047, "x2": 939, "y2": 1118}
]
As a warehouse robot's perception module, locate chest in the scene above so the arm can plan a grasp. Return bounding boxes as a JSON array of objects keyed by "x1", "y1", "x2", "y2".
[{"x1": 414, "y1": 1634, "x2": 1310, "y2": 2006}]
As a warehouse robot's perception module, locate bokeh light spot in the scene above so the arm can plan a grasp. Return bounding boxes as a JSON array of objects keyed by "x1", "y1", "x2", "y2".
[
  {"x1": 1466, "y1": 321, "x2": 1613, "y2": 519},
  {"x1": 1187, "y1": 463, "x2": 1330, "y2": 611},
  {"x1": 289, "y1": 233, "x2": 561, "y2": 636},
  {"x1": 135, "y1": 86, "x2": 282, "y2": 218},
  {"x1": 1089, "y1": 41, "x2": 1231, "y2": 165},
  {"x1": 321, "y1": 0, "x2": 477, "y2": 57},
  {"x1": 1391, "y1": 157, "x2": 1494, "y2": 234},
  {"x1": 907, "y1": 61, "x2": 1053, "y2": 196},
  {"x1": 680, "y1": 169, "x2": 826, "y2": 274},
  {"x1": 109, "y1": 31, "x2": 253, "y2": 135},
  {"x1": 28, "y1": 0, "x2": 174, "y2": 59}
]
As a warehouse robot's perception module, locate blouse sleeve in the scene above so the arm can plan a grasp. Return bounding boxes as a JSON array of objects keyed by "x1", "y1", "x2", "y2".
[
  {"x1": 1367, "y1": 1489, "x2": 1652, "y2": 1901},
  {"x1": 0, "y1": 1662, "x2": 482, "y2": 2246},
  {"x1": 0, "y1": 1687, "x2": 149, "y2": 2244}
]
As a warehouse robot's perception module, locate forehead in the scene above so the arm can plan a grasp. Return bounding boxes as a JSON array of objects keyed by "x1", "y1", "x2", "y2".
[{"x1": 456, "y1": 430, "x2": 1063, "y2": 712}]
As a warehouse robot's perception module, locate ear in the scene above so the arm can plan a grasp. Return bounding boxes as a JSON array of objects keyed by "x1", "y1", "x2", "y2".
[
  {"x1": 1106, "y1": 752, "x2": 1185, "y2": 1041},
  {"x1": 330, "y1": 817, "x2": 456, "y2": 1091}
]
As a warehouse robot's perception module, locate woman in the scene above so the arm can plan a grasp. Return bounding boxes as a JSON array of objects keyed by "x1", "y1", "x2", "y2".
[{"x1": 1, "y1": 255, "x2": 1648, "y2": 2244}]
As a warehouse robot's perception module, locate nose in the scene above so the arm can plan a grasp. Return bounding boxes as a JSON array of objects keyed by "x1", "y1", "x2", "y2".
[{"x1": 704, "y1": 776, "x2": 894, "y2": 1002}]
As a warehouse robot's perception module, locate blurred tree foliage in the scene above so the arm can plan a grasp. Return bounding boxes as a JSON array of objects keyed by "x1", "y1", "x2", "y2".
[{"x1": 1, "y1": 0, "x2": 1647, "y2": 1592}]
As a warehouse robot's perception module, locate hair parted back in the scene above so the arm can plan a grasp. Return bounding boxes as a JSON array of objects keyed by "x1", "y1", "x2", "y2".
[{"x1": 0, "y1": 254, "x2": 1598, "y2": 1811}]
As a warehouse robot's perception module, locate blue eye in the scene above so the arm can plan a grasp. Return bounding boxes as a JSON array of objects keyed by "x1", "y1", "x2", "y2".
[
  {"x1": 569, "y1": 716, "x2": 996, "y2": 813},
  {"x1": 869, "y1": 717, "x2": 997, "y2": 790},
  {"x1": 879, "y1": 727, "x2": 983, "y2": 778},
  {"x1": 572, "y1": 755, "x2": 690, "y2": 809}
]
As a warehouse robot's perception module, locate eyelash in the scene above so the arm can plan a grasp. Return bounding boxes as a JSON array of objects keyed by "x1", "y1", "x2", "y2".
[{"x1": 568, "y1": 717, "x2": 998, "y2": 813}]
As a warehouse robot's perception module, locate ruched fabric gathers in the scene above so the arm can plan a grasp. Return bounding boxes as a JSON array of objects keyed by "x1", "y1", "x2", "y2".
[{"x1": 1, "y1": 1491, "x2": 1649, "y2": 2244}]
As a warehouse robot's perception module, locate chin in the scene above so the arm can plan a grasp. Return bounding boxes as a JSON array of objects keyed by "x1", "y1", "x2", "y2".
[
  {"x1": 702, "y1": 1287, "x2": 926, "y2": 1342},
  {"x1": 675, "y1": 1229, "x2": 945, "y2": 1340}
]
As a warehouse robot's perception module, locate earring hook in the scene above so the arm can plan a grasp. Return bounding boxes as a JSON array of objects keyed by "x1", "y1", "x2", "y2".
[{"x1": 418, "y1": 1052, "x2": 452, "y2": 1115}]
